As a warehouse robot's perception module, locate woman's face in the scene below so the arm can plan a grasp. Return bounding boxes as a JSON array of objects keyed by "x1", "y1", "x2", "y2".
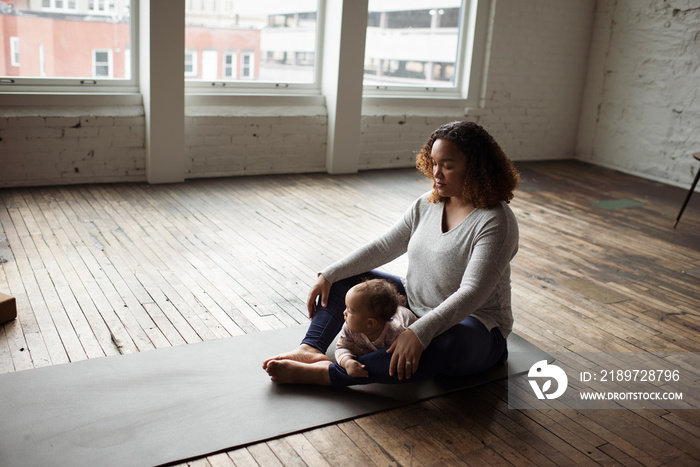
[{"x1": 431, "y1": 139, "x2": 468, "y2": 200}]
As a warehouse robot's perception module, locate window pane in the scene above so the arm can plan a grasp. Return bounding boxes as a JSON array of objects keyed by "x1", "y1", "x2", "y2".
[
  {"x1": 0, "y1": 1, "x2": 131, "y2": 79},
  {"x1": 364, "y1": 0, "x2": 464, "y2": 88},
  {"x1": 93, "y1": 50, "x2": 112, "y2": 77},
  {"x1": 185, "y1": 0, "x2": 318, "y2": 83}
]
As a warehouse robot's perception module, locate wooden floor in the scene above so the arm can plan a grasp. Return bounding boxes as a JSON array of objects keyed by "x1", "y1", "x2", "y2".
[{"x1": 1, "y1": 160, "x2": 699, "y2": 466}]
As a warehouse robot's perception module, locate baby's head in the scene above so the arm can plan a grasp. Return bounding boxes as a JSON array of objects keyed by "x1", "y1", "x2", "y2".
[{"x1": 343, "y1": 279, "x2": 406, "y2": 333}]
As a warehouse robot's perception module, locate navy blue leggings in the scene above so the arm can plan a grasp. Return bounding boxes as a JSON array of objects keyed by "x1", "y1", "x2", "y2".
[{"x1": 302, "y1": 270, "x2": 506, "y2": 387}]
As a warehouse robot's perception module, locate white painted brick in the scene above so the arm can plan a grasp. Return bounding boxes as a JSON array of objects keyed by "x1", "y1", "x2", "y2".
[
  {"x1": 190, "y1": 124, "x2": 236, "y2": 137},
  {"x1": 65, "y1": 127, "x2": 100, "y2": 138},
  {"x1": 76, "y1": 137, "x2": 105, "y2": 149},
  {"x1": 242, "y1": 124, "x2": 271, "y2": 137},
  {"x1": 307, "y1": 132, "x2": 326, "y2": 144},
  {"x1": 362, "y1": 116, "x2": 384, "y2": 125},
  {"x1": 576, "y1": 0, "x2": 700, "y2": 186},
  {"x1": 97, "y1": 125, "x2": 133, "y2": 138},
  {"x1": 114, "y1": 116, "x2": 145, "y2": 127},
  {"x1": 282, "y1": 133, "x2": 310, "y2": 145},
  {"x1": 203, "y1": 135, "x2": 232, "y2": 147},
  {"x1": 185, "y1": 135, "x2": 205, "y2": 147},
  {"x1": 80, "y1": 116, "x2": 115, "y2": 127},
  {"x1": 302, "y1": 116, "x2": 326, "y2": 126},
  {"x1": 3, "y1": 127, "x2": 64, "y2": 139},
  {"x1": 6, "y1": 117, "x2": 45, "y2": 127},
  {"x1": 44, "y1": 117, "x2": 81, "y2": 127}
]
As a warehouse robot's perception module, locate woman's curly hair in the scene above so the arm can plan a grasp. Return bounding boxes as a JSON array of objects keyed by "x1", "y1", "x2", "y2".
[{"x1": 415, "y1": 121, "x2": 520, "y2": 208}]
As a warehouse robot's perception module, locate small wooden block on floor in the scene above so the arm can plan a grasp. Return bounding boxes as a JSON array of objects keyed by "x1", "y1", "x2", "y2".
[{"x1": 0, "y1": 292, "x2": 17, "y2": 325}]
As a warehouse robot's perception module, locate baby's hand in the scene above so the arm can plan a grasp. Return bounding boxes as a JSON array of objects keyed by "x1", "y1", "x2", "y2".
[{"x1": 345, "y1": 359, "x2": 368, "y2": 378}]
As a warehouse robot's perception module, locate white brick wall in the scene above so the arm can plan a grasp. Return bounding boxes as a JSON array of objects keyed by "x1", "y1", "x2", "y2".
[
  {"x1": 576, "y1": 0, "x2": 700, "y2": 189},
  {"x1": 474, "y1": 0, "x2": 595, "y2": 161},
  {"x1": 0, "y1": 109, "x2": 146, "y2": 187},
  {"x1": 184, "y1": 108, "x2": 327, "y2": 178}
]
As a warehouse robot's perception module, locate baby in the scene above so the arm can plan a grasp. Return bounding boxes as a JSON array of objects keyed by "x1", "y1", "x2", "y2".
[{"x1": 335, "y1": 278, "x2": 417, "y2": 377}]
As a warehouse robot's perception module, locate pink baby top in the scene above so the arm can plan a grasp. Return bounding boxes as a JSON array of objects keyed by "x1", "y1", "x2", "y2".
[{"x1": 334, "y1": 306, "x2": 416, "y2": 365}]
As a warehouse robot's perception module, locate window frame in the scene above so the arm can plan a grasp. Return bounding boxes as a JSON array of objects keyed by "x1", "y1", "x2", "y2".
[
  {"x1": 93, "y1": 49, "x2": 114, "y2": 78},
  {"x1": 184, "y1": 48, "x2": 199, "y2": 78},
  {"x1": 10, "y1": 37, "x2": 20, "y2": 67},
  {"x1": 184, "y1": 0, "x2": 324, "y2": 96},
  {"x1": 1, "y1": 0, "x2": 490, "y2": 107},
  {"x1": 362, "y1": 0, "x2": 475, "y2": 102},
  {"x1": 88, "y1": 0, "x2": 116, "y2": 14},
  {"x1": 201, "y1": 49, "x2": 218, "y2": 81},
  {"x1": 0, "y1": 0, "x2": 139, "y2": 94},
  {"x1": 223, "y1": 51, "x2": 238, "y2": 79},
  {"x1": 42, "y1": 0, "x2": 79, "y2": 12},
  {"x1": 240, "y1": 51, "x2": 255, "y2": 80}
]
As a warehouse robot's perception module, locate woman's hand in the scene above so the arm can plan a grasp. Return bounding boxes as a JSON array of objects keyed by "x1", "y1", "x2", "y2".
[
  {"x1": 306, "y1": 274, "x2": 331, "y2": 318},
  {"x1": 387, "y1": 329, "x2": 424, "y2": 380}
]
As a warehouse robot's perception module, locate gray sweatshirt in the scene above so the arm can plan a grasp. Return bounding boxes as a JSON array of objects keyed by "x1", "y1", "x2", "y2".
[{"x1": 321, "y1": 192, "x2": 519, "y2": 348}]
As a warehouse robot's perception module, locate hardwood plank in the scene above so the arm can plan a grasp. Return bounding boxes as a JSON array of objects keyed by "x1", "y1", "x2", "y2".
[
  {"x1": 225, "y1": 448, "x2": 260, "y2": 467},
  {"x1": 264, "y1": 438, "x2": 308, "y2": 467},
  {"x1": 246, "y1": 443, "x2": 284, "y2": 466},
  {"x1": 386, "y1": 402, "x2": 522, "y2": 466},
  {"x1": 276, "y1": 433, "x2": 332, "y2": 467},
  {"x1": 336, "y1": 420, "x2": 400, "y2": 467},
  {"x1": 0, "y1": 326, "x2": 14, "y2": 374},
  {"x1": 303, "y1": 425, "x2": 377, "y2": 466},
  {"x1": 205, "y1": 452, "x2": 237, "y2": 467},
  {"x1": 351, "y1": 415, "x2": 426, "y2": 466}
]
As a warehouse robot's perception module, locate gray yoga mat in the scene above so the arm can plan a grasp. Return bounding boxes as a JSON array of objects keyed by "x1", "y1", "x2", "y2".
[{"x1": 0, "y1": 326, "x2": 551, "y2": 467}]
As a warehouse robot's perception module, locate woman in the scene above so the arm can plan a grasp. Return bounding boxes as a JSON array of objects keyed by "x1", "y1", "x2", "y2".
[{"x1": 263, "y1": 121, "x2": 520, "y2": 386}]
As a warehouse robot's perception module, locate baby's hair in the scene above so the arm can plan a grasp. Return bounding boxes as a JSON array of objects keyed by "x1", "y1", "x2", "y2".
[{"x1": 358, "y1": 278, "x2": 407, "y2": 323}]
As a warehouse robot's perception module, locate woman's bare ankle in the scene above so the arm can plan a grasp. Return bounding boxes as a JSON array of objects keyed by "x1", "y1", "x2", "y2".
[
  {"x1": 299, "y1": 344, "x2": 323, "y2": 355},
  {"x1": 266, "y1": 359, "x2": 332, "y2": 385},
  {"x1": 262, "y1": 344, "x2": 328, "y2": 369}
]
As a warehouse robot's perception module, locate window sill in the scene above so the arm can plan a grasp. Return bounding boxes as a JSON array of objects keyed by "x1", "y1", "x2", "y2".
[
  {"x1": 0, "y1": 92, "x2": 143, "y2": 107},
  {"x1": 184, "y1": 93, "x2": 327, "y2": 117},
  {"x1": 184, "y1": 93, "x2": 325, "y2": 107},
  {"x1": 362, "y1": 95, "x2": 472, "y2": 116}
]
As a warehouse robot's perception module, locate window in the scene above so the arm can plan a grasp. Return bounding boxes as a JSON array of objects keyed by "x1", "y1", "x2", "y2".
[
  {"x1": 364, "y1": 0, "x2": 467, "y2": 94},
  {"x1": 241, "y1": 52, "x2": 254, "y2": 79},
  {"x1": 202, "y1": 49, "x2": 218, "y2": 80},
  {"x1": 42, "y1": 0, "x2": 79, "y2": 11},
  {"x1": 93, "y1": 49, "x2": 113, "y2": 77},
  {"x1": 88, "y1": 0, "x2": 116, "y2": 14},
  {"x1": 0, "y1": 0, "x2": 135, "y2": 90},
  {"x1": 40, "y1": 45, "x2": 46, "y2": 76},
  {"x1": 10, "y1": 37, "x2": 19, "y2": 67},
  {"x1": 223, "y1": 52, "x2": 237, "y2": 79},
  {"x1": 184, "y1": 49, "x2": 198, "y2": 78},
  {"x1": 124, "y1": 47, "x2": 131, "y2": 79},
  {"x1": 185, "y1": 0, "x2": 320, "y2": 90}
]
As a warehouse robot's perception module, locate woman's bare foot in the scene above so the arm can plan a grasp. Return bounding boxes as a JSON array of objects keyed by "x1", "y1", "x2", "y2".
[
  {"x1": 262, "y1": 344, "x2": 328, "y2": 370},
  {"x1": 266, "y1": 359, "x2": 332, "y2": 385}
]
